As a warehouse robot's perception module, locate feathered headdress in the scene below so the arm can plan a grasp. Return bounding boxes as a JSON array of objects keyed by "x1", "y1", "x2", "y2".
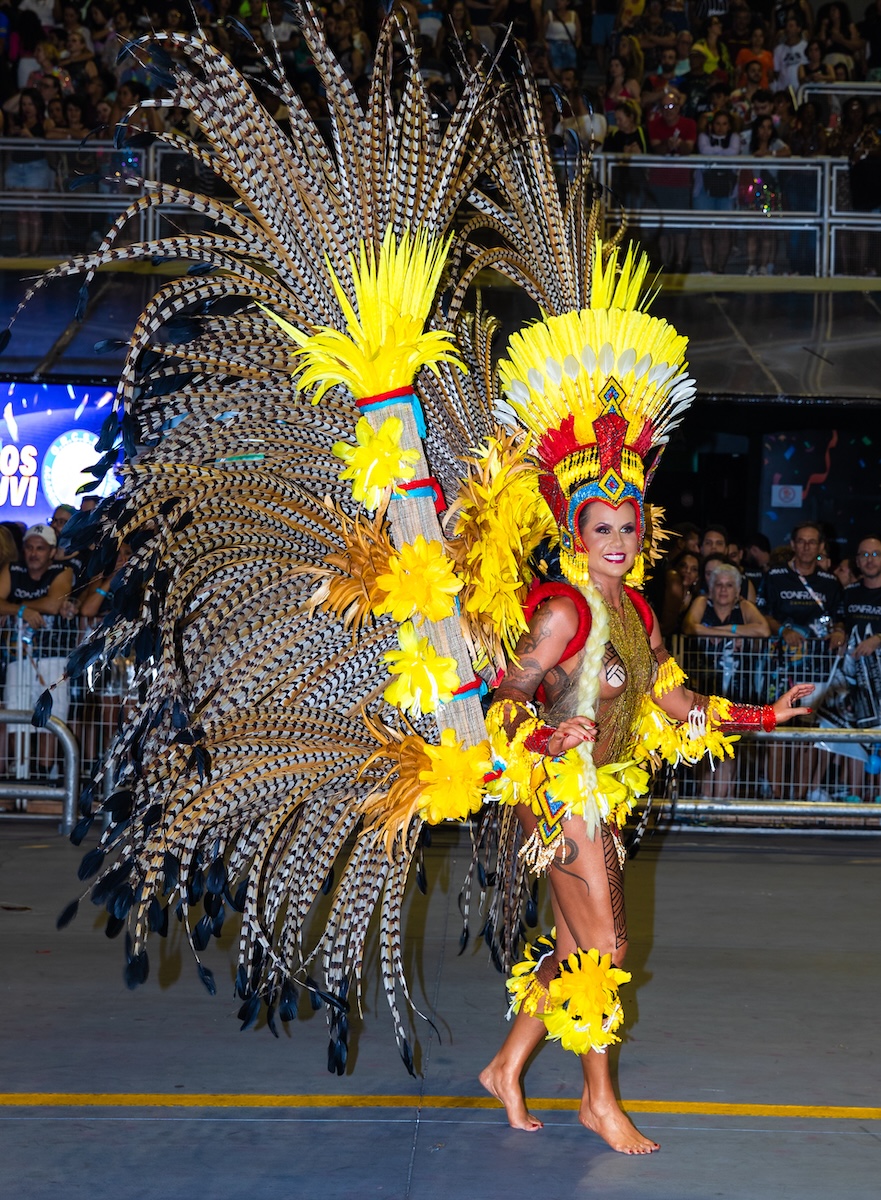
[{"x1": 498, "y1": 241, "x2": 696, "y2": 587}]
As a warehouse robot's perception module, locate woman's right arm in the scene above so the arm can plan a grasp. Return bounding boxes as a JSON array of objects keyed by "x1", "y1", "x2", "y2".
[{"x1": 492, "y1": 596, "x2": 596, "y2": 755}]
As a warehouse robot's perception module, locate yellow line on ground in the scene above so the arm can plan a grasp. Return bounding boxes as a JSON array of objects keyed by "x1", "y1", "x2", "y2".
[{"x1": 0, "y1": 1094, "x2": 878, "y2": 1120}]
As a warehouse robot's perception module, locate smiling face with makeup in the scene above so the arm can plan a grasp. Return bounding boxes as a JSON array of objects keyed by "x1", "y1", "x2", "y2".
[{"x1": 578, "y1": 501, "x2": 639, "y2": 594}]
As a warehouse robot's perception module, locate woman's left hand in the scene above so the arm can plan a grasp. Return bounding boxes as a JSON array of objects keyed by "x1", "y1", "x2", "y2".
[{"x1": 771, "y1": 683, "x2": 814, "y2": 724}]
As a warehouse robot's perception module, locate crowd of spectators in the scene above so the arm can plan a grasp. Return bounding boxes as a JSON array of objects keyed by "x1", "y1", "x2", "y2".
[
  {"x1": 650, "y1": 517, "x2": 881, "y2": 644},
  {"x1": 0, "y1": 498, "x2": 134, "y2": 781},
  {"x1": 1, "y1": 1, "x2": 881, "y2": 260},
  {"x1": 647, "y1": 518, "x2": 881, "y2": 802}
]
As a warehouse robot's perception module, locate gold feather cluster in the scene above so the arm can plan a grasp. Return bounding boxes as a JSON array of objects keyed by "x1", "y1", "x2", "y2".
[{"x1": 307, "y1": 498, "x2": 396, "y2": 632}]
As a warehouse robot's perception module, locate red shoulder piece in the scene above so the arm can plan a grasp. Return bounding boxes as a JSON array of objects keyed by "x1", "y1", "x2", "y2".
[
  {"x1": 522, "y1": 582, "x2": 592, "y2": 703},
  {"x1": 625, "y1": 586, "x2": 655, "y2": 636}
]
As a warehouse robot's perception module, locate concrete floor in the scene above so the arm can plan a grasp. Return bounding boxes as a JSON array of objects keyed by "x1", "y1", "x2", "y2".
[{"x1": 1, "y1": 822, "x2": 878, "y2": 1200}]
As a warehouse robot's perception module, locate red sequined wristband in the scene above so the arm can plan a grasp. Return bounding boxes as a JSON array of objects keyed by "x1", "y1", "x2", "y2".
[
  {"x1": 720, "y1": 704, "x2": 777, "y2": 733},
  {"x1": 523, "y1": 725, "x2": 557, "y2": 756}
]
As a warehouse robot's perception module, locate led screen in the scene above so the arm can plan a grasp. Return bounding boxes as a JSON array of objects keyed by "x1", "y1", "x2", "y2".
[{"x1": 0, "y1": 381, "x2": 120, "y2": 525}]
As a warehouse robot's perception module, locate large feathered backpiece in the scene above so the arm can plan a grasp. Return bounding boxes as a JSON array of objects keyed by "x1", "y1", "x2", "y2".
[
  {"x1": 18, "y1": 5, "x2": 528, "y2": 1075},
  {"x1": 9, "y1": 7, "x2": 681, "y2": 1073}
]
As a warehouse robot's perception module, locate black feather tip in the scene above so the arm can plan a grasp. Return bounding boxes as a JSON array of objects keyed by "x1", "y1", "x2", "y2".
[
  {"x1": 77, "y1": 846, "x2": 105, "y2": 881},
  {"x1": 69, "y1": 814, "x2": 94, "y2": 846},
  {"x1": 197, "y1": 963, "x2": 217, "y2": 996},
  {"x1": 56, "y1": 898, "x2": 79, "y2": 929},
  {"x1": 31, "y1": 690, "x2": 53, "y2": 728},
  {"x1": 124, "y1": 950, "x2": 149, "y2": 989},
  {"x1": 238, "y1": 994, "x2": 261, "y2": 1031}
]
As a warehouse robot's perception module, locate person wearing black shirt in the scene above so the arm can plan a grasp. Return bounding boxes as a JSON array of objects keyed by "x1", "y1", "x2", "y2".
[
  {"x1": 836, "y1": 536, "x2": 881, "y2": 654},
  {"x1": 603, "y1": 99, "x2": 648, "y2": 152},
  {"x1": 741, "y1": 532, "x2": 770, "y2": 597},
  {"x1": 758, "y1": 522, "x2": 843, "y2": 647},
  {"x1": 758, "y1": 522, "x2": 841, "y2": 800},
  {"x1": 862, "y1": 0, "x2": 881, "y2": 76},
  {"x1": 0, "y1": 524, "x2": 74, "y2": 769}
]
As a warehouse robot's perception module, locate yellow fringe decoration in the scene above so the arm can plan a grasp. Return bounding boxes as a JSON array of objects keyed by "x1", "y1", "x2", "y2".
[
  {"x1": 635, "y1": 694, "x2": 739, "y2": 767},
  {"x1": 623, "y1": 552, "x2": 645, "y2": 589},
  {"x1": 447, "y1": 432, "x2": 557, "y2": 671},
  {"x1": 654, "y1": 655, "x2": 687, "y2": 698},
  {"x1": 506, "y1": 932, "x2": 557, "y2": 1017}
]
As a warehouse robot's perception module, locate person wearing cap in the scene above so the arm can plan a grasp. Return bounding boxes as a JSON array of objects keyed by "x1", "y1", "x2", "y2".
[
  {"x1": 677, "y1": 44, "x2": 711, "y2": 117},
  {"x1": 0, "y1": 524, "x2": 74, "y2": 764},
  {"x1": 647, "y1": 87, "x2": 695, "y2": 270}
]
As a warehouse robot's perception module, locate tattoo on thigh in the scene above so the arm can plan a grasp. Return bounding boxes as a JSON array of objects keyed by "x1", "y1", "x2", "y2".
[
  {"x1": 557, "y1": 837, "x2": 579, "y2": 864},
  {"x1": 551, "y1": 838, "x2": 591, "y2": 895},
  {"x1": 603, "y1": 827, "x2": 627, "y2": 948}
]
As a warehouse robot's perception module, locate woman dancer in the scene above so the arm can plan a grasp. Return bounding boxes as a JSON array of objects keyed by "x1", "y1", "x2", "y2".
[
  {"x1": 480, "y1": 499, "x2": 811, "y2": 1151},
  {"x1": 477, "y1": 288, "x2": 812, "y2": 1150}
]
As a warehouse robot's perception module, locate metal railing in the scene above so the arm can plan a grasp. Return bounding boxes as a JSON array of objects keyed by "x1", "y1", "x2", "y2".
[
  {"x1": 2, "y1": 139, "x2": 880, "y2": 277},
  {"x1": 1, "y1": 614, "x2": 130, "y2": 832},
  {"x1": 659, "y1": 634, "x2": 881, "y2": 828},
  {"x1": 795, "y1": 81, "x2": 881, "y2": 108},
  {"x1": 592, "y1": 153, "x2": 881, "y2": 278},
  {"x1": 0, "y1": 709, "x2": 78, "y2": 834},
  {"x1": 2, "y1": 615, "x2": 879, "y2": 834}
]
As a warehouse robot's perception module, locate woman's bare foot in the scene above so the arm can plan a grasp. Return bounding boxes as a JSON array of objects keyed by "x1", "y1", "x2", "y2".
[
  {"x1": 578, "y1": 1095, "x2": 660, "y2": 1154},
  {"x1": 479, "y1": 1063, "x2": 543, "y2": 1131}
]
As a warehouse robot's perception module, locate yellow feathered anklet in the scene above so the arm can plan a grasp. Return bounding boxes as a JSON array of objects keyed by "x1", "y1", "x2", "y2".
[
  {"x1": 507, "y1": 934, "x2": 632, "y2": 1055},
  {"x1": 543, "y1": 947, "x2": 632, "y2": 1055}
]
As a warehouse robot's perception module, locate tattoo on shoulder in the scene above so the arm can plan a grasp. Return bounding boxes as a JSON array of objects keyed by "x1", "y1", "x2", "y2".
[
  {"x1": 501, "y1": 656, "x2": 548, "y2": 695},
  {"x1": 519, "y1": 604, "x2": 557, "y2": 658}
]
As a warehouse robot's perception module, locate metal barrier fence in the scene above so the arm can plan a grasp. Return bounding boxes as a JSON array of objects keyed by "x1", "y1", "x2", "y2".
[
  {"x1": 592, "y1": 154, "x2": 881, "y2": 278},
  {"x1": 0, "y1": 614, "x2": 130, "y2": 827},
  {"x1": 2, "y1": 139, "x2": 880, "y2": 277},
  {"x1": 1, "y1": 615, "x2": 878, "y2": 832},
  {"x1": 663, "y1": 634, "x2": 881, "y2": 828},
  {"x1": 0, "y1": 709, "x2": 78, "y2": 833}
]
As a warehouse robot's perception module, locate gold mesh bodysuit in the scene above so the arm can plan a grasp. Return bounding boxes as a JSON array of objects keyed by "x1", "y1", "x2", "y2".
[
  {"x1": 543, "y1": 592, "x2": 656, "y2": 769},
  {"x1": 540, "y1": 592, "x2": 656, "y2": 948}
]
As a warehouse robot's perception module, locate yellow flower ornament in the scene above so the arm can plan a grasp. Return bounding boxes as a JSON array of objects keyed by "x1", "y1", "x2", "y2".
[
  {"x1": 332, "y1": 415, "x2": 419, "y2": 511},
  {"x1": 417, "y1": 728, "x2": 491, "y2": 824},
  {"x1": 383, "y1": 621, "x2": 460, "y2": 718},
  {"x1": 374, "y1": 535, "x2": 463, "y2": 624}
]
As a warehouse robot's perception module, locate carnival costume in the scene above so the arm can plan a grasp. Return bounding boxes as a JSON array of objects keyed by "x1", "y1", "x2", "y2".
[{"x1": 3, "y1": 4, "x2": 780, "y2": 1074}]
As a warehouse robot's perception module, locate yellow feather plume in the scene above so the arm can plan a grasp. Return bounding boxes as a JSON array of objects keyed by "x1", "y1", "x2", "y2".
[{"x1": 275, "y1": 227, "x2": 465, "y2": 403}]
